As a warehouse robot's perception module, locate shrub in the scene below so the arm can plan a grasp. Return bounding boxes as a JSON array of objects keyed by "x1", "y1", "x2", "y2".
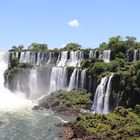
[
  {"x1": 89, "y1": 62, "x2": 108, "y2": 75},
  {"x1": 114, "y1": 106, "x2": 129, "y2": 117},
  {"x1": 81, "y1": 57, "x2": 97, "y2": 69},
  {"x1": 116, "y1": 52, "x2": 126, "y2": 59},
  {"x1": 9, "y1": 56, "x2": 19, "y2": 68},
  {"x1": 134, "y1": 104, "x2": 140, "y2": 115},
  {"x1": 60, "y1": 43, "x2": 81, "y2": 51}
]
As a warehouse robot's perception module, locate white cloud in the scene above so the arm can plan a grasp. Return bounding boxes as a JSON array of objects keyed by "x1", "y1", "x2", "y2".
[{"x1": 68, "y1": 19, "x2": 79, "y2": 27}]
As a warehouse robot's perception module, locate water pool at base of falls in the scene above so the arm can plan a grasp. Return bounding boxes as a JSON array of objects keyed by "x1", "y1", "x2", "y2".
[{"x1": 0, "y1": 107, "x2": 74, "y2": 140}]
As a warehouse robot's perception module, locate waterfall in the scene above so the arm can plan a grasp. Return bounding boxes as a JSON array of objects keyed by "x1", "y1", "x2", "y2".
[
  {"x1": 67, "y1": 68, "x2": 86, "y2": 91},
  {"x1": 48, "y1": 51, "x2": 84, "y2": 94},
  {"x1": 19, "y1": 51, "x2": 31, "y2": 63},
  {"x1": 133, "y1": 50, "x2": 137, "y2": 61},
  {"x1": 102, "y1": 50, "x2": 111, "y2": 62},
  {"x1": 48, "y1": 51, "x2": 68, "y2": 94},
  {"x1": 68, "y1": 69, "x2": 77, "y2": 91},
  {"x1": 89, "y1": 50, "x2": 97, "y2": 58},
  {"x1": 0, "y1": 52, "x2": 32, "y2": 110},
  {"x1": 92, "y1": 74, "x2": 113, "y2": 114},
  {"x1": 80, "y1": 69, "x2": 86, "y2": 89},
  {"x1": 89, "y1": 50, "x2": 94, "y2": 57},
  {"x1": 16, "y1": 52, "x2": 19, "y2": 58},
  {"x1": 7, "y1": 50, "x2": 89, "y2": 96},
  {"x1": 19, "y1": 51, "x2": 56, "y2": 65},
  {"x1": 28, "y1": 68, "x2": 38, "y2": 99},
  {"x1": 99, "y1": 50, "x2": 111, "y2": 62},
  {"x1": 103, "y1": 74, "x2": 113, "y2": 113},
  {"x1": 47, "y1": 52, "x2": 52, "y2": 65},
  {"x1": 67, "y1": 51, "x2": 83, "y2": 67},
  {"x1": 75, "y1": 69, "x2": 80, "y2": 88},
  {"x1": 36, "y1": 52, "x2": 42, "y2": 65},
  {"x1": 49, "y1": 67, "x2": 67, "y2": 94},
  {"x1": 57, "y1": 51, "x2": 68, "y2": 67},
  {"x1": 12, "y1": 50, "x2": 85, "y2": 66}
]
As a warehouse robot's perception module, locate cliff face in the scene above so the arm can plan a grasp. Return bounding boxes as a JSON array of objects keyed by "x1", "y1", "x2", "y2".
[{"x1": 4, "y1": 49, "x2": 140, "y2": 111}]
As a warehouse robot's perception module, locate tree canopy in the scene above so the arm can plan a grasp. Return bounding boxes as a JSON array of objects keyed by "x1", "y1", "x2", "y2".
[
  {"x1": 61, "y1": 43, "x2": 81, "y2": 51},
  {"x1": 30, "y1": 43, "x2": 48, "y2": 51}
]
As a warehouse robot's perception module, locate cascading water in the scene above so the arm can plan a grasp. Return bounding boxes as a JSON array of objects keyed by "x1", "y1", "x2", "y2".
[
  {"x1": 80, "y1": 69, "x2": 86, "y2": 89},
  {"x1": 57, "y1": 51, "x2": 68, "y2": 67},
  {"x1": 47, "y1": 51, "x2": 52, "y2": 65},
  {"x1": 19, "y1": 51, "x2": 31, "y2": 63},
  {"x1": 89, "y1": 50, "x2": 97, "y2": 58},
  {"x1": 48, "y1": 51, "x2": 68, "y2": 94},
  {"x1": 75, "y1": 69, "x2": 80, "y2": 88},
  {"x1": 133, "y1": 50, "x2": 137, "y2": 61},
  {"x1": 28, "y1": 68, "x2": 38, "y2": 99},
  {"x1": 67, "y1": 51, "x2": 83, "y2": 67},
  {"x1": 9, "y1": 50, "x2": 86, "y2": 96},
  {"x1": 103, "y1": 74, "x2": 113, "y2": 113},
  {"x1": 0, "y1": 52, "x2": 73, "y2": 140},
  {"x1": 49, "y1": 67, "x2": 67, "y2": 94},
  {"x1": 99, "y1": 50, "x2": 111, "y2": 62},
  {"x1": 102, "y1": 50, "x2": 111, "y2": 62},
  {"x1": 48, "y1": 51, "x2": 84, "y2": 94},
  {"x1": 92, "y1": 74, "x2": 113, "y2": 114},
  {"x1": 68, "y1": 69, "x2": 77, "y2": 91},
  {"x1": 36, "y1": 51, "x2": 41, "y2": 65},
  {"x1": 0, "y1": 52, "x2": 33, "y2": 110}
]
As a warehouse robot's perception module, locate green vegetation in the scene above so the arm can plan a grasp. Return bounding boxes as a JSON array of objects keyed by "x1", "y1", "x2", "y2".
[
  {"x1": 60, "y1": 43, "x2": 81, "y2": 51},
  {"x1": 8, "y1": 56, "x2": 32, "y2": 69},
  {"x1": 9, "y1": 42, "x2": 82, "y2": 52},
  {"x1": 9, "y1": 45, "x2": 24, "y2": 52},
  {"x1": 81, "y1": 59, "x2": 140, "y2": 109},
  {"x1": 72, "y1": 106, "x2": 140, "y2": 139},
  {"x1": 5, "y1": 36, "x2": 140, "y2": 139},
  {"x1": 8, "y1": 36, "x2": 140, "y2": 53},
  {"x1": 30, "y1": 43, "x2": 48, "y2": 51},
  {"x1": 39, "y1": 90, "x2": 92, "y2": 113},
  {"x1": 81, "y1": 57, "x2": 97, "y2": 69},
  {"x1": 98, "y1": 36, "x2": 140, "y2": 59},
  {"x1": 110, "y1": 61, "x2": 140, "y2": 108},
  {"x1": 4, "y1": 56, "x2": 33, "y2": 89}
]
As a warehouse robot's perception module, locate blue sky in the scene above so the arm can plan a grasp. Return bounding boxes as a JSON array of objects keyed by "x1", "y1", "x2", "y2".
[{"x1": 0, "y1": 0, "x2": 140, "y2": 51}]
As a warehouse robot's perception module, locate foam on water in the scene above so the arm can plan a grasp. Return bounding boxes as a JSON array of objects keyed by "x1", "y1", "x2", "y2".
[{"x1": 0, "y1": 53, "x2": 34, "y2": 111}]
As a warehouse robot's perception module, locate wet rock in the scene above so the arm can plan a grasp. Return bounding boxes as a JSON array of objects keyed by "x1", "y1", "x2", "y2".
[
  {"x1": 32, "y1": 105, "x2": 43, "y2": 110},
  {"x1": 80, "y1": 109, "x2": 93, "y2": 114}
]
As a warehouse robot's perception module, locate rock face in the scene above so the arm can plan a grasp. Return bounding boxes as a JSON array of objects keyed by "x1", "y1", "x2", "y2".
[
  {"x1": 4, "y1": 49, "x2": 140, "y2": 112},
  {"x1": 9, "y1": 50, "x2": 113, "y2": 65},
  {"x1": 126, "y1": 50, "x2": 140, "y2": 62},
  {"x1": 4, "y1": 67, "x2": 52, "y2": 99}
]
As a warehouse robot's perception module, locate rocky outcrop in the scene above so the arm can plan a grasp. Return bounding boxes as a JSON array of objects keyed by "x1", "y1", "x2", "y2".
[
  {"x1": 39, "y1": 90, "x2": 93, "y2": 115},
  {"x1": 60, "y1": 107, "x2": 140, "y2": 140}
]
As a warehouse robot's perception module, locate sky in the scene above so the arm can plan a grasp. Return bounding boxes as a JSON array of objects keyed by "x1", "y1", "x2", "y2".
[{"x1": 0, "y1": 0, "x2": 140, "y2": 51}]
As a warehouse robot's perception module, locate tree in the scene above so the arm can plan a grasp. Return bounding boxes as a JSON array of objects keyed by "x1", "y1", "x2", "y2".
[
  {"x1": 62, "y1": 43, "x2": 81, "y2": 51},
  {"x1": 17, "y1": 45, "x2": 24, "y2": 51},
  {"x1": 9, "y1": 56, "x2": 19, "y2": 68},
  {"x1": 126, "y1": 36, "x2": 136, "y2": 47},
  {"x1": 108, "y1": 36, "x2": 127, "y2": 54},
  {"x1": 30, "y1": 43, "x2": 48, "y2": 51},
  {"x1": 10, "y1": 45, "x2": 24, "y2": 52}
]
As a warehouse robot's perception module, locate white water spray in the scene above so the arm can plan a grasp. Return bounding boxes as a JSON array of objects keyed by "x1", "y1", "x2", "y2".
[
  {"x1": 0, "y1": 53, "x2": 33, "y2": 111},
  {"x1": 92, "y1": 74, "x2": 113, "y2": 114}
]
